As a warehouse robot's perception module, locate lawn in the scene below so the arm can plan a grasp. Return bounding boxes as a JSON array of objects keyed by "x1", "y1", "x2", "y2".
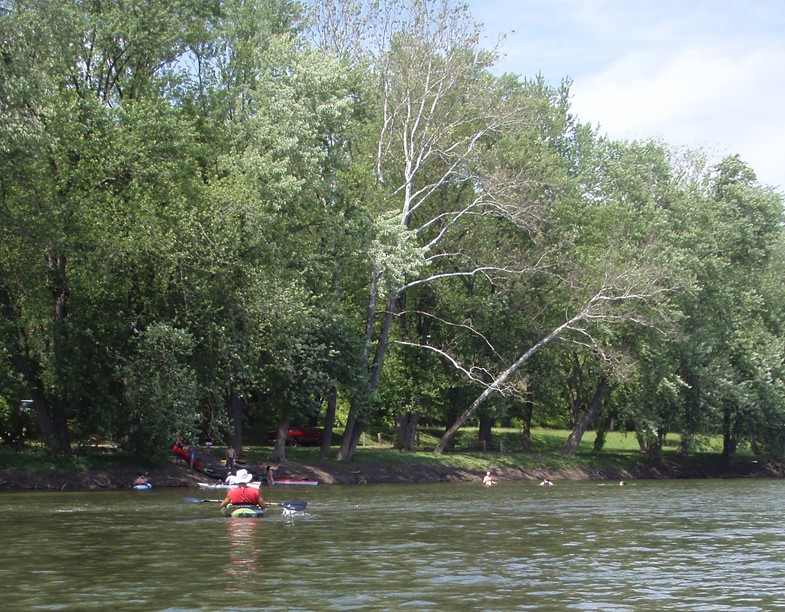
[{"x1": 0, "y1": 426, "x2": 740, "y2": 479}]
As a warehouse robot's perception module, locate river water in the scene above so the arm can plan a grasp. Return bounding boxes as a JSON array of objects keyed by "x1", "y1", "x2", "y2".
[{"x1": 2, "y1": 478, "x2": 785, "y2": 610}]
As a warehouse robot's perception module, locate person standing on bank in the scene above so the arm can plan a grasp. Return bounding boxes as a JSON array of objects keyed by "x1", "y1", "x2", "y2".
[{"x1": 226, "y1": 445, "x2": 235, "y2": 471}]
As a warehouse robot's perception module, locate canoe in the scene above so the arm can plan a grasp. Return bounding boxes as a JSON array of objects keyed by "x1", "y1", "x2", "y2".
[
  {"x1": 220, "y1": 504, "x2": 264, "y2": 518},
  {"x1": 198, "y1": 481, "x2": 262, "y2": 490}
]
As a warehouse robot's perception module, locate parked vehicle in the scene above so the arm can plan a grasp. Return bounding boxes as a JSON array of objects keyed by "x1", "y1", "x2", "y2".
[{"x1": 266, "y1": 427, "x2": 323, "y2": 447}]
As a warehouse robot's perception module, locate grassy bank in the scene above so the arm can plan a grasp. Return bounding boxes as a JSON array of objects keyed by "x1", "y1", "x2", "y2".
[
  {"x1": 242, "y1": 427, "x2": 747, "y2": 482},
  {"x1": 1, "y1": 427, "x2": 772, "y2": 491}
]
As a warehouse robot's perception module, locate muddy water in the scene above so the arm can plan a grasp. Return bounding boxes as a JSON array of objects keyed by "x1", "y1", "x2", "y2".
[{"x1": 2, "y1": 478, "x2": 785, "y2": 610}]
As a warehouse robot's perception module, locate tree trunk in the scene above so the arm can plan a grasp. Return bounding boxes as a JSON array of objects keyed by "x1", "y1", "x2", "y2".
[
  {"x1": 44, "y1": 248, "x2": 72, "y2": 453},
  {"x1": 228, "y1": 387, "x2": 244, "y2": 453},
  {"x1": 478, "y1": 415, "x2": 493, "y2": 448},
  {"x1": 268, "y1": 419, "x2": 289, "y2": 462},
  {"x1": 592, "y1": 406, "x2": 613, "y2": 454},
  {"x1": 320, "y1": 387, "x2": 337, "y2": 457},
  {"x1": 339, "y1": 295, "x2": 396, "y2": 461},
  {"x1": 337, "y1": 271, "x2": 382, "y2": 461},
  {"x1": 9, "y1": 353, "x2": 64, "y2": 454},
  {"x1": 722, "y1": 405, "x2": 738, "y2": 467},
  {"x1": 592, "y1": 429, "x2": 606, "y2": 454},
  {"x1": 337, "y1": 397, "x2": 360, "y2": 460},
  {"x1": 677, "y1": 371, "x2": 700, "y2": 457},
  {"x1": 8, "y1": 249, "x2": 73, "y2": 455},
  {"x1": 560, "y1": 377, "x2": 607, "y2": 455},
  {"x1": 395, "y1": 411, "x2": 419, "y2": 450},
  {"x1": 435, "y1": 313, "x2": 585, "y2": 454},
  {"x1": 521, "y1": 393, "x2": 533, "y2": 451}
]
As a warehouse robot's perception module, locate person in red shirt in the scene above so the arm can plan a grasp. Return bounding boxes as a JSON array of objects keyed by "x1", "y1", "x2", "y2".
[{"x1": 220, "y1": 469, "x2": 266, "y2": 516}]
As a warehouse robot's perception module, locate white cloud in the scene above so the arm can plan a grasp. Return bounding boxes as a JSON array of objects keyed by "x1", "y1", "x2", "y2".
[
  {"x1": 469, "y1": 0, "x2": 785, "y2": 190},
  {"x1": 571, "y1": 43, "x2": 785, "y2": 188}
]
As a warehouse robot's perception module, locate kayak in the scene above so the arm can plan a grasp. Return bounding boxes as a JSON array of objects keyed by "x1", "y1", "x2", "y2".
[
  {"x1": 132, "y1": 483, "x2": 152, "y2": 490},
  {"x1": 183, "y1": 497, "x2": 307, "y2": 516},
  {"x1": 220, "y1": 504, "x2": 264, "y2": 518},
  {"x1": 271, "y1": 478, "x2": 319, "y2": 486},
  {"x1": 171, "y1": 443, "x2": 205, "y2": 470},
  {"x1": 170, "y1": 444, "x2": 226, "y2": 480},
  {"x1": 198, "y1": 481, "x2": 262, "y2": 490},
  {"x1": 198, "y1": 479, "x2": 319, "y2": 488}
]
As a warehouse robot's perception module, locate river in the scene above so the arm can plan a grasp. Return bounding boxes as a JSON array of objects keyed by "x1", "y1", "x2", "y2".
[{"x1": 2, "y1": 478, "x2": 785, "y2": 610}]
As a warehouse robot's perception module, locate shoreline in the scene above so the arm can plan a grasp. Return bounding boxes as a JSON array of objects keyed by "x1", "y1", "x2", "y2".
[{"x1": 1, "y1": 453, "x2": 782, "y2": 491}]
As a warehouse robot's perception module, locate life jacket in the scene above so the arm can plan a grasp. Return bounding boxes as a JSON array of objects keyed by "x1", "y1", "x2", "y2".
[{"x1": 227, "y1": 485, "x2": 260, "y2": 506}]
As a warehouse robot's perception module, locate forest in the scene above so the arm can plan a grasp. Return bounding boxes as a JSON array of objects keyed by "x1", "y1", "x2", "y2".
[{"x1": 1, "y1": 0, "x2": 784, "y2": 467}]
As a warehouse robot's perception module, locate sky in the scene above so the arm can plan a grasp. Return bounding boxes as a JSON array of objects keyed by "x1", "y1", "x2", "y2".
[{"x1": 467, "y1": 0, "x2": 785, "y2": 190}]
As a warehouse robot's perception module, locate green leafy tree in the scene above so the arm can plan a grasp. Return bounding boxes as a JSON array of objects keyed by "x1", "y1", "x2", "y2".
[
  {"x1": 0, "y1": 0, "x2": 218, "y2": 453},
  {"x1": 124, "y1": 323, "x2": 200, "y2": 458},
  {"x1": 674, "y1": 156, "x2": 785, "y2": 463}
]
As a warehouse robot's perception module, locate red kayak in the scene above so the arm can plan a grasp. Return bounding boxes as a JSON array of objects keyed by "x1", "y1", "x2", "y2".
[{"x1": 171, "y1": 443, "x2": 213, "y2": 474}]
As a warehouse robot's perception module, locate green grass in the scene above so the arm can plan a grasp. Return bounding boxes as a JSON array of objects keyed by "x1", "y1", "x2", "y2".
[
  {"x1": 0, "y1": 443, "x2": 143, "y2": 472},
  {"x1": 234, "y1": 426, "x2": 746, "y2": 477},
  {"x1": 0, "y1": 427, "x2": 746, "y2": 476}
]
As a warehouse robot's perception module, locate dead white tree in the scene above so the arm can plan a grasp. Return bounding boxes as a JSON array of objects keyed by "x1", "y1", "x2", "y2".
[
  {"x1": 433, "y1": 262, "x2": 679, "y2": 454},
  {"x1": 306, "y1": 0, "x2": 566, "y2": 460}
]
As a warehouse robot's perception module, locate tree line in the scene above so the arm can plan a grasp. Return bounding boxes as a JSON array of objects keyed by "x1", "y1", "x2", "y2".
[{"x1": 1, "y1": 0, "x2": 783, "y2": 466}]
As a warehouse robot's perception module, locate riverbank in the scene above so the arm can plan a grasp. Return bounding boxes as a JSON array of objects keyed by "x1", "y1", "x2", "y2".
[{"x1": 1, "y1": 447, "x2": 782, "y2": 491}]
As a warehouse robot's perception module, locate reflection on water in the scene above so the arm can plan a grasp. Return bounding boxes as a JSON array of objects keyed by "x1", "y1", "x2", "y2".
[
  {"x1": 2, "y1": 479, "x2": 785, "y2": 610},
  {"x1": 224, "y1": 519, "x2": 263, "y2": 584}
]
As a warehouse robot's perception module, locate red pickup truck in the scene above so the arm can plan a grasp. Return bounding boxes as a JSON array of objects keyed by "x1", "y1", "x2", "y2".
[{"x1": 266, "y1": 427, "x2": 323, "y2": 447}]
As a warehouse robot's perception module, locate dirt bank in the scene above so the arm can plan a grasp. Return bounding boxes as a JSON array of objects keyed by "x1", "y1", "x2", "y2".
[{"x1": 1, "y1": 452, "x2": 782, "y2": 491}]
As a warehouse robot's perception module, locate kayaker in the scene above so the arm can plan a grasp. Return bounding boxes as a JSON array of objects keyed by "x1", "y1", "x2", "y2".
[{"x1": 220, "y1": 469, "x2": 266, "y2": 514}]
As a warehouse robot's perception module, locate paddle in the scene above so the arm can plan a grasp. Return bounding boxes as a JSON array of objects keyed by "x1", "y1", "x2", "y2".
[
  {"x1": 182, "y1": 497, "x2": 307, "y2": 512},
  {"x1": 270, "y1": 500, "x2": 308, "y2": 512}
]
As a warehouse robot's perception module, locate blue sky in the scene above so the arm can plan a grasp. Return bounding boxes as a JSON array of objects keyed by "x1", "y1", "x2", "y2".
[{"x1": 467, "y1": 0, "x2": 785, "y2": 190}]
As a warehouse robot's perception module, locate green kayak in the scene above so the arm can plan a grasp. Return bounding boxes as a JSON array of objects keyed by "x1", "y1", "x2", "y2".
[{"x1": 220, "y1": 504, "x2": 265, "y2": 518}]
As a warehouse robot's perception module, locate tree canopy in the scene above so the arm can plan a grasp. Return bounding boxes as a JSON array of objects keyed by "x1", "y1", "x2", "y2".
[{"x1": 1, "y1": 0, "x2": 784, "y2": 467}]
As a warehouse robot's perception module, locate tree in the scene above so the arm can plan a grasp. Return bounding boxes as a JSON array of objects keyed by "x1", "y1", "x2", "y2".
[
  {"x1": 195, "y1": 27, "x2": 364, "y2": 454},
  {"x1": 0, "y1": 0, "x2": 218, "y2": 453},
  {"x1": 434, "y1": 132, "x2": 685, "y2": 454},
  {"x1": 672, "y1": 156, "x2": 785, "y2": 463},
  {"x1": 124, "y1": 324, "x2": 200, "y2": 457},
  {"x1": 308, "y1": 0, "x2": 571, "y2": 460}
]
